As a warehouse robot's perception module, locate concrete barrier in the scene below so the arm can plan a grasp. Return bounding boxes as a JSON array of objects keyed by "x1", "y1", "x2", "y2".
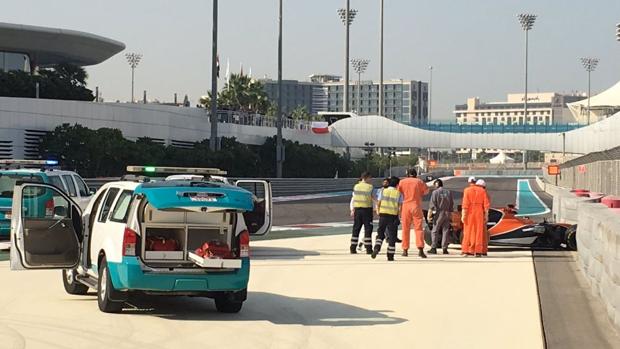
[
  {"x1": 542, "y1": 178, "x2": 620, "y2": 330},
  {"x1": 576, "y1": 201, "x2": 620, "y2": 329}
]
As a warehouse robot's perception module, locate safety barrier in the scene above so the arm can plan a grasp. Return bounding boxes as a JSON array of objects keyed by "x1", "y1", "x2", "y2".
[
  {"x1": 84, "y1": 171, "x2": 453, "y2": 198},
  {"x1": 543, "y1": 160, "x2": 620, "y2": 196},
  {"x1": 455, "y1": 169, "x2": 542, "y2": 177},
  {"x1": 539, "y1": 178, "x2": 620, "y2": 330}
]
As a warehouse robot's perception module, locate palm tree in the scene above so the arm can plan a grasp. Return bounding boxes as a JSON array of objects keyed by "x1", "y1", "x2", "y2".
[{"x1": 212, "y1": 74, "x2": 270, "y2": 114}]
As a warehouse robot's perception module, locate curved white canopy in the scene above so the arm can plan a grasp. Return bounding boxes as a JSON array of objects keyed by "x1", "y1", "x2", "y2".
[
  {"x1": 329, "y1": 113, "x2": 620, "y2": 154},
  {"x1": 568, "y1": 80, "x2": 620, "y2": 123}
]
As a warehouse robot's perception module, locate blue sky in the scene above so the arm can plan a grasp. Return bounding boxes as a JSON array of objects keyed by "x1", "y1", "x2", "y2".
[{"x1": 3, "y1": 0, "x2": 620, "y2": 120}]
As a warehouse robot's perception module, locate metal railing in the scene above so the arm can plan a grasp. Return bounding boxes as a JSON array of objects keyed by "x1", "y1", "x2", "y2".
[
  {"x1": 407, "y1": 123, "x2": 581, "y2": 134},
  {"x1": 211, "y1": 110, "x2": 313, "y2": 131},
  {"x1": 84, "y1": 171, "x2": 452, "y2": 197},
  {"x1": 560, "y1": 145, "x2": 620, "y2": 169}
]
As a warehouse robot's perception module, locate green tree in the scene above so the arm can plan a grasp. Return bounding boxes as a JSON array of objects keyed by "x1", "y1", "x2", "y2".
[
  {"x1": 202, "y1": 74, "x2": 270, "y2": 114},
  {"x1": 290, "y1": 105, "x2": 310, "y2": 121},
  {"x1": 0, "y1": 64, "x2": 94, "y2": 101}
]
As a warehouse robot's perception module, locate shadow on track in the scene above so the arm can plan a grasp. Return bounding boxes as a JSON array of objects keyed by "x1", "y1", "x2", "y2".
[
  {"x1": 251, "y1": 246, "x2": 321, "y2": 260},
  {"x1": 123, "y1": 292, "x2": 407, "y2": 327}
]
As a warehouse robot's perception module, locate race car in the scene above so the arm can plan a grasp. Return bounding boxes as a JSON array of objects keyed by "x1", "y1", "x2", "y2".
[{"x1": 424, "y1": 205, "x2": 577, "y2": 250}]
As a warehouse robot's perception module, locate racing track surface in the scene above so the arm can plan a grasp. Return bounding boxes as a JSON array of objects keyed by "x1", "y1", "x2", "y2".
[
  {"x1": 273, "y1": 177, "x2": 552, "y2": 226},
  {"x1": 1, "y1": 177, "x2": 618, "y2": 348},
  {"x1": 0, "y1": 235, "x2": 545, "y2": 349}
]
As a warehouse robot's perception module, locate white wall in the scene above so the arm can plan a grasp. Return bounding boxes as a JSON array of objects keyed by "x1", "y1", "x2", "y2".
[{"x1": 0, "y1": 97, "x2": 331, "y2": 158}]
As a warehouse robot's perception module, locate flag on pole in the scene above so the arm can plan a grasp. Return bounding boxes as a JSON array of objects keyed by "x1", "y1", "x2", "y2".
[
  {"x1": 216, "y1": 54, "x2": 220, "y2": 78},
  {"x1": 240, "y1": 62, "x2": 244, "y2": 76},
  {"x1": 225, "y1": 58, "x2": 230, "y2": 84}
]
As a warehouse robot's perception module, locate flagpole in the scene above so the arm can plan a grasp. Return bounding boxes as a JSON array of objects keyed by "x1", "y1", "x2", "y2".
[
  {"x1": 209, "y1": 0, "x2": 219, "y2": 151},
  {"x1": 276, "y1": 0, "x2": 284, "y2": 178}
]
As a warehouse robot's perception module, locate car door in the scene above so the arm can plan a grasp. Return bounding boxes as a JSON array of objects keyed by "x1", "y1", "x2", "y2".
[
  {"x1": 10, "y1": 182, "x2": 82, "y2": 270},
  {"x1": 89, "y1": 187, "x2": 120, "y2": 269},
  {"x1": 72, "y1": 175, "x2": 93, "y2": 210},
  {"x1": 234, "y1": 180, "x2": 272, "y2": 236}
]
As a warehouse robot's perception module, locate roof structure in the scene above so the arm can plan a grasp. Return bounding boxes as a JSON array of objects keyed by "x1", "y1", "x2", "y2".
[
  {"x1": 489, "y1": 151, "x2": 515, "y2": 164},
  {"x1": 0, "y1": 22, "x2": 125, "y2": 67},
  {"x1": 568, "y1": 80, "x2": 620, "y2": 123}
]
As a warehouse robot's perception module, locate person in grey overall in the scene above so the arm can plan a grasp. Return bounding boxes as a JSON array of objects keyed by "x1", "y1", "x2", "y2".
[{"x1": 427, "y1": 178, "x2": 454, "y2": 255}]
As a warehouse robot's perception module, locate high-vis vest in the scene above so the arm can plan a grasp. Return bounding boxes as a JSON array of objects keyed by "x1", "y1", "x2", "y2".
[
  {"x1": 379, "y1": 187, "x2": 400, "y2": 215},
  {"x1": 353, "y1": 181, "x2": 373, "y2": 208}
]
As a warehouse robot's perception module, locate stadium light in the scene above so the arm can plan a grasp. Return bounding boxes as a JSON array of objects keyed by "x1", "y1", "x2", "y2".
[
  {"x1": 350, "y1": 59, "x2": 370, "y2": 114},
  {"x1": 580, "y1": 57, "x2": 600, "y2": 125},
  {"x1": 338, "y1": 2, "x2": 358, "y2": 113},
  {"x1": 125, "y1": 53, "x2": 143, "y2": 103},
  {"x1": 516, "y1": 13, "x2": 537, "y2": 126}
]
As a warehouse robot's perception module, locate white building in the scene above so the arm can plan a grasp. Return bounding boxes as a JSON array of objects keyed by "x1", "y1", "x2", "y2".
[{"x1": 454, "y1": 93, "x2": 585, "y2": 126}]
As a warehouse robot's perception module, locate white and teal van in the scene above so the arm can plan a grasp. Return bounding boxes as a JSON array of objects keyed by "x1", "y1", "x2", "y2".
[{"x1": 9, "y1": 166, "x2": 271, "y2": 313}]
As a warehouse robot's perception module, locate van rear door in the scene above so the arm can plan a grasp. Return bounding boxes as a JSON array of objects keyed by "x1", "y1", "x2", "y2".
[
  {"x1": 234, "y1": 180, "x2": 272, "y2": 236},
  {"x1": 10, "y1": 183, "x2": 82, "y2": 270}
]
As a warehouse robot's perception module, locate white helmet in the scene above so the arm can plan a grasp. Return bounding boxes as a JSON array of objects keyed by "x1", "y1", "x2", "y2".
[
  {"x1": 468, "y1": 176, "x2": 476, "y2": 183},
  {"x1": 476, "y1": 179, "x2": 486, "y2": 187}
]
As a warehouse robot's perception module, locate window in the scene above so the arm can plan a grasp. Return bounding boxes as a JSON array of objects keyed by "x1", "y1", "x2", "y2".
[
  {"x1": 98, "y1": 188, "x2": 120, "y2": 223},
  {"x1": 0, "y1": 174, "x2": 42, "y2": 198},
  {"x1": 110, "y1": 190, "x2": 133, "y2": 222},
  {"x1": 47, "y1": 175, "x2": 67, "y2": 192},
  {"x1": 61, "y1": 175, "x2": 77, "y2": 197},
  {"x1": 73, "y1": 175, "x2": 90, "y2": 197}
]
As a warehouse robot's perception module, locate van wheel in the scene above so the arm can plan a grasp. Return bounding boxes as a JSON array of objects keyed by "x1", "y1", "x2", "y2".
[
  {"x1": 97, "y1": 257, "x2": 123, "y2": 313},
  {"x1": 215, "y1": 296, "x2": 243, "y2": 313},
  {"x1": 62, "y1": 269, "x2": 89, "y2": 295}
]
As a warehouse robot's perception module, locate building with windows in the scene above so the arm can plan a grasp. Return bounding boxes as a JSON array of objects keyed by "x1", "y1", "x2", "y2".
[
  {"x1": 323, "y1": 79, "x2": 429, "y2": 124},
  {"x1": 454, "y1": 93, "x2": 585, "y2": 126},
  {"x1": 261, "y1": 76, "x2": 428, "y2": 124},
  {"x1": 260, "y1": 79, "x2": 327, "y2": 116}
]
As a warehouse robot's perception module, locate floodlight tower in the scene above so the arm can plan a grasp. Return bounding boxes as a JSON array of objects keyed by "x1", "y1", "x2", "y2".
[
  {"x1": 338, "y1": 3, "x2": 358, "y2": 112},
  {"x1": 350, "y1": 58, "x2": 370, "y2": 113},
  {"x1": 580, "y1": 57, "x2": 599, "y2": 125},
  {"x1": 517, "y1": 13, "x2": 537, "y2": 126},
  {"x1": 125, "y1": 53, "x2": 142, "y2": 103}
]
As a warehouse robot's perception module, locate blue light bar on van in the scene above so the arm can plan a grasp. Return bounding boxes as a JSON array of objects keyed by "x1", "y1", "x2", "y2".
[{"x1": 0, "y1": 159, "x2": 58, "y2": 166}]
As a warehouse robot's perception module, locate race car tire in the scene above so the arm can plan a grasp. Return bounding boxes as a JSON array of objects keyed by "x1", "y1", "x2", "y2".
[
  {"x1": 97, "y1": 257, "x2": 123, "y2": 313},
  {"x1": 215, "y1": 297, "x2": 243, "y2": 313},
  {"x1": 62, "y1": 269, "x2": 89, "y2": 295},
  {"x1": 565, "y1": 225, "x2": 577, "y2": 251}
]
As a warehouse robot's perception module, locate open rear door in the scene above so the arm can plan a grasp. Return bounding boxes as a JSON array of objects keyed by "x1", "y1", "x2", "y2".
[
  {"x1": 234, "y1": 180, "x2": 272, "y2": 236},
  {"x1": 10, "y1": 183, "x2": 82, "y2": 270}
]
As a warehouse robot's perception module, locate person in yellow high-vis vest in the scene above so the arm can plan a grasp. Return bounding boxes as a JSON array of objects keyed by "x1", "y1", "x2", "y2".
[
  {"x1": 371, "y1": 176, "x2": 403, "y2": 261},
  {"x1": 349, "y1": 172, "x2": 375, "y2": 254}
]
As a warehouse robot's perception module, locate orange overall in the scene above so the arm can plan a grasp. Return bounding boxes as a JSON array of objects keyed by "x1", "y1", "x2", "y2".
[
  {"x1": 398, "y1": 177, "x2": 429, "y2": 250},
  {"x1": 462, "y1": 185, "x2": 490, "y2": 255},
  {"x1": 460, "y1": 183, "x2": 476, "y2": 254}
]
